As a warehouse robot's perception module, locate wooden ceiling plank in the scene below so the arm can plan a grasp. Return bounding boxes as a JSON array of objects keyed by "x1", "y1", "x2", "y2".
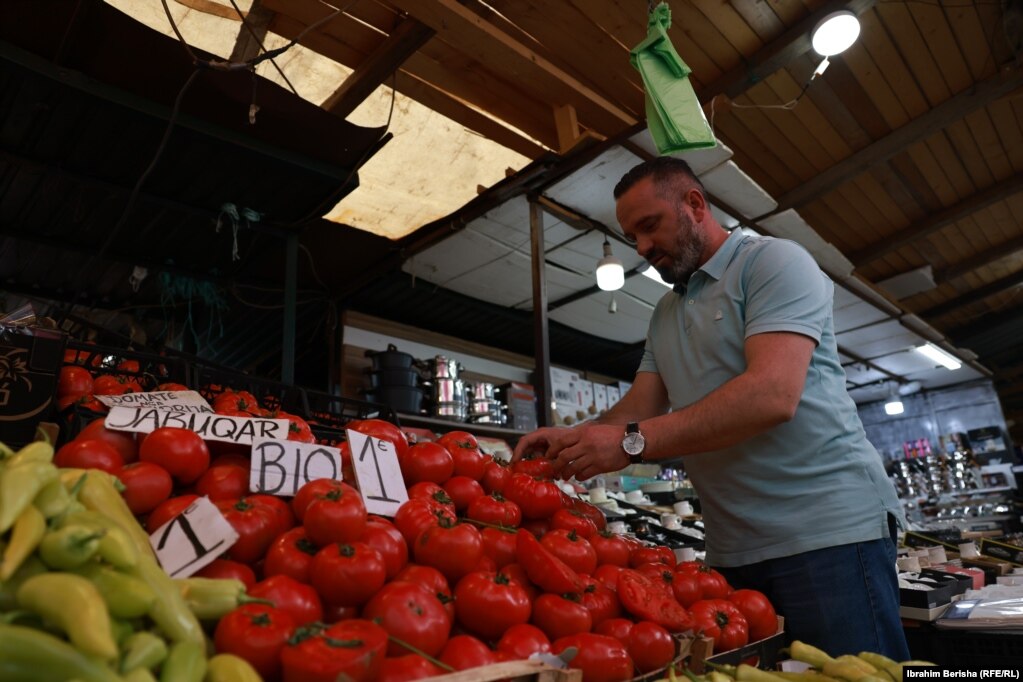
[
  {"x1": 763, "y1": 69, "x2": 852, "y2": 162},
  {"x1": 907, "y1": 1, "x2": 973, "y2": 97},
  {"x1": 824, "y1": 59, "x2": 893, "y2": 141},
  {"x1": 485, "y1": 0, "x2": 643, "y2": 116},
  {"x1": 690, "y1": 0, "x2": 764, "y2": 57},
  {"x1": 842, "y1": 34, "x2": 910, "y2": 131},
  {"x1": 858, "y1": 9, "x2": 930, "y2": 120},
  {"x1": 851, "y1": 173, "x2": 911, "y2": 240},
  {"x1": 668, "y1": 2, "x2": 742, "y2": 74},
  {"x1": 383, "y1": 0, "x2": 636, "y2": 134},
  {"x1": 945, "y1": 118, "x2": 997, "y2": 189},
  {"x1": 322, "y1": 17, "x2": 436, "y2": 119},
  {"x1": 712, "y1": 117, "x2": 796, "y2": 196},
  {"x1": 698, "y1": 0, "x2": 876, "y2": 103},
  {"x1": 869, "y1": 164, "x2": 926, "y2": 224},
  {"x1": 740, "y1": 80, "x2": 834, "y2": 174},
  {"x1": 989, "y1": 97, "x2": 1023, "y2": 173},
  {"x1": 964, "y1": 107, "x2": 1015, "y2": 180},
  {"x1": 772, "y1": 66, "x2": 1023, "y2": 213},
  {"x1": 229, "y1": 0, "x2": 273, "y2": 63},
  {"x1": 875, "y1": 2, "x2": 951, "y2": 107},
  {"x1": 851, "y1": 172, "x2": 1023, "y2": 266},
  {"x1": 795, "y1": 55, "x2": 873, "y2": 152},
  {"x1": 903, "y1": 139, "x2": 962, "y2": 208},
  {"x1": 728, "y1": 0, "x2": 786, "y2": 41},
  {"x1": 943, "y1": 4, "x2": 999, "y2": 81},
  {"x1": 938, "y1": 231, "x2": 1023, "y2": 284},
  {"x1": 829, "y1": 185, "x2": 888, "y2": 254},
  {"x1": 266, "y1": 2, "x2": 382, "y2": 62},
  {"x1": 719, "y1": 97, "x2": 818, "y2": 183}
]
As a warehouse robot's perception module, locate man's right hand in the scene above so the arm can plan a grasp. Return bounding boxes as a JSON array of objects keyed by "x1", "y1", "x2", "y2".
[{"x1": 510, "y1": 426, "x2": 570, "y2": 464}]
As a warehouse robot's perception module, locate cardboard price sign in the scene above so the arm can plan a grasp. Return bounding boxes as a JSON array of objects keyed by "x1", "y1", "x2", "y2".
[
  {"x1": 149, "y1": 497, "x2": 238, "y2": 578},
  {"x1": 346, "y1": 428, "x2": 408, "y2": 517},
  {"x1": 94, "y1": 390, "x2": 213, "y2": 413},
  {"x1": 250, "y1": 438, "x2": 344, "y2": 497},
  {"x1": 105, "y1": 407, "x2": 289, "y2": 445}
]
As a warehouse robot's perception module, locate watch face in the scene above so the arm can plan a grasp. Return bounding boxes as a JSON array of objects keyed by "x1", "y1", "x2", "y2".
[{"x1": 622, "y1": 432, "x2": 645, "y2": 456}]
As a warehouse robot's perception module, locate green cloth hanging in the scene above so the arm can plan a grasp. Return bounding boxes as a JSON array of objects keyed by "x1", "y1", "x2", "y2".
[{"x1": 630, "y1": 2, "x2": 716, "y2": 153}]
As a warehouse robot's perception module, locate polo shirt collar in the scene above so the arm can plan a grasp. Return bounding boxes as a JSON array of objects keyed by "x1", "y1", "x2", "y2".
[{"x1": 672, "y1": 228, "x2": 744, "y2": 294}]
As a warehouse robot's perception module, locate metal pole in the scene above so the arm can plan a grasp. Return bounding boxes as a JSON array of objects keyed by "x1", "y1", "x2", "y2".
[
  {"x1": 529, "y1": 200, "x2": 552, "y2": 427},
  {"x1": 282, "y1": 232, "x2": 298, "y2": 385}
]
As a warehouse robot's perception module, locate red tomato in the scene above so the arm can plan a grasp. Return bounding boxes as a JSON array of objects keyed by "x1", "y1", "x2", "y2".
[
  {"x1": 264, "y1": 527, "x2": 319, "y2": 583},
  {"x1": 503, "y1": 473, "x2": 563, "y2": 521},
  {"x1": 454, "y1": 571, "x2": 532, "y2": 640},
  {"x1": 214, "y1": 603, "x2": 296, "y2": 680},
  {"x1": 248, "y1": 494, "x2": 296, "y2": 536},
  {"x1": 249, "y1": 574, "x2": 324, "y2": 626},
  {"x1": 215, "y1": 497, "x2": 279, "y2": 564},
  {"x1": 552, "y1": 633, "x2": 634, "y2": 682},
  {"x1": 393, "y1": 498, "x2": 454, "y2": 547},
  {"x1": 594, "y1": 564, "x2": 626, "y2": 592},
  {"x1": 437, "y1": 431, "x2": 487, "y2": 480},
  {"x1": 676, "y1": 562, "x2": 732, "y2": 599},
  {"x1": 551, "y1": 508, "x2": 598, "y2": 539},
  {"x1": 348, "y1": 419, "x2": 410, "y2": 460},
  {"x1": 57, "y1": 393, "x2": 106, "y2": 414},
  {"x1": 532, "y1": 593, "x2": 593, "y2": 640},
  {"x1": 670, "y1": 569, "x2": 703, "y2": 607},
  {"x1": 516, "y1": 528, "x2": 584, "y2": 594},
  {"x1": 393, "y1": 564, "x2": 455, "y2": 618},
  {"x1": 196, "y1": 559, "x2": 257, "y2": 590},
  {"x1": 55, "y1": 439, "x2": 124, "y2": 474},
  {"x1": 442, "y1": 475, "x2": 485, "y2": 512},
  {"x1": 323, "y1": 603, "x2": 360, "y2": 623},
  {"x1": 727, "y1": 589, "x2": 778, "y2": 642},
  {"x1": 292, "y1": 479, "x2": 345, "y2": 521},
  {"x1": 210, "y1": 452, "x2": 250, "y2": 469},
  {"x1": 77, "y1": 419, "x2": 138, "y2": 464},
  {"x1": 280, "y1": 619, "x2": 387, "y2": 682},
  {"x1": 480, "y1": 526, "x2": 518, "y2": 568},
  {"x1": 630, "y1": 546, "x2": 676, "y2": 568},
  {"x1": 213, "y1": 389, "x2": 260, "y2": 414},
  {"x1": 617, "y1": 569, "x2": 692, "y2": 632},
  {"x1": 310, "y1": 542, "x2": 386, "y2": 607},
  {"x1": 157, "y1": 382, "x2": 190, "y2": 392},
  {"x1": 498, "y1": 563, "x2": 539, "y2": 602},
  {"x1": 139, "y1": 427, "x2": 210, "y2": 485},
  {"x1": 362, "y1": 581, "x2": 452, "y2": 657},
  {"x1": 399, "y1": 442, "x2": 454, "y2": 485},
  {"x1": 145, "y1": 494, "x2": 198, "y2": 533},
  {"x1": 57, "y1": 366, "x2": 94, "y2": 398},
  {"x1": 194, "y1": 464, "x2": 248, "y2": 502},
  {"x1": 637, "y1": 562, "x2": 678, "y2": 597},
  {"x1": 439, "y1": 635, "x2": 496, "y2": 670},
  {"x1": 690, "y1": 599, "x2": 749, "y2": 652},
  {"x1": 406, "y1": 482, "x2": 456, "y2": 514},
  {"x1": 591, "y1": 531, "x2": 632, "y2": 567},
  {"x1": 571, "y1": 499, "x2": 608, "y2": 532},
  {"x1": 414, "y1": 519, "x2": 483, "y2": 584},
  {"x1": 302, "y1": 482, "x2": 367, "y2": 546},
  {"x1": 480, "y1": 458, "x2": 512, "y2": 494},
  {"x1": 579, "y1": 574, "x2": 622, "y2": 626},
  {"x1": 116, "y1": 461, "x2": 172, "y2": 514},
  {"x1": 627, "y1": 621, "x2": 676, "y2": 673},
  {"x1": 467, "y1": 493, "x2": 522, "y2": 528},
  {"x1": 594, "y1": 617, "x2": 634, "y2": 641},
  {"x1": 362, "y1": 517, "x2": 408, "y2": 579},
  {"x1": 497, "y1": 623, "x2": 551, "y2": 660},
  {"x1": 512, "y1": 457, "x2": 555, "y2": 480},
  {"x1": 93, "y1": 374, "x2": 141, "y2": 395},
  {"x1": 275, "y1": 411, "x2": 315, "y2": 443},
  {"x1": 377, "y1": 655, "x2": 443, "y2": 682},
  {"x1": 541, "y1": 529, "x2": 598, "y2": 575}
]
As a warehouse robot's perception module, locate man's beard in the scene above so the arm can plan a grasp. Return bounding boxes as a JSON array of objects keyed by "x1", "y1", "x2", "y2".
[{"x1": 652, "y1": 211, "x2": 705, "y2": 284}]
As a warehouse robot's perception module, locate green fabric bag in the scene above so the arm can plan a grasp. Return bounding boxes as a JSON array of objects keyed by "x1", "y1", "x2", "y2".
[{"x1": 629, "y1": 2, "x2": 716, "y2": 153}]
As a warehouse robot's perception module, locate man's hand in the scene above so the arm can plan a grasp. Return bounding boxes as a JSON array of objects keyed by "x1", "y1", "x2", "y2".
[{"x1": 512, "y1": 423, "x2": 627, "y2": 481}]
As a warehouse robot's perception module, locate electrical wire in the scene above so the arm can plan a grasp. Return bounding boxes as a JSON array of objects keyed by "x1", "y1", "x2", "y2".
[{"x1": 227, "y1": 0, "x2": 299, "y2": 97}]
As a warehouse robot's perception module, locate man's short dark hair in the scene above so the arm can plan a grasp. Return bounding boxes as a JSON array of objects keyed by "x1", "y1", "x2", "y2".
[{"x1": 613, "y1": 156, "x2": 706, "y2": 201}]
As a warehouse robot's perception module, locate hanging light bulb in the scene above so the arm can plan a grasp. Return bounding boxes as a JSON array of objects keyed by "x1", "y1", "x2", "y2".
[
  {"x1": 811, "y1": 10, "x2": 860, "y2": 57},
  {"x1": 595, "y1": 238, "x2": 624, "y2": 291},
  {"x1": 884, "y1": 382, "x2": 904, "y2": 416}
]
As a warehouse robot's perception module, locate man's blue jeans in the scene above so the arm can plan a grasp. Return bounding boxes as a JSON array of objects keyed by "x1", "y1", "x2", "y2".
[{"x1": 713, "y1": 515, "x2": 910, "y2": 661}]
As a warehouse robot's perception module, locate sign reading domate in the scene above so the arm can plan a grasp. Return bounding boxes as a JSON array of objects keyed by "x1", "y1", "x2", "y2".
[
  {"x1": 104, "y1": 406, "x2": 290, "y2": 445},
  {"x1": 94, "y1": 390, "x2": 213, "y2": 412}
]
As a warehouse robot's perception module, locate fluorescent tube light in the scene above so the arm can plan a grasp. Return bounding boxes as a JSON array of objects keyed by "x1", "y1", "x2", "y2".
[{"x1": 915, "y1": 343, "x2": 962, "y2": 371}]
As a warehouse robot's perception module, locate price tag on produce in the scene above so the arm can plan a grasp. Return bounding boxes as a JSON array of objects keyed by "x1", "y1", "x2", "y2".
[
  {"x1": 149, "y1": 497, "x2": 238, "y2": 578},
  {"x1": 249, "y1": 438, "x2": 344, "y2": 496},
  {"x1": 346, "y1": 428, "x2": 408, "y2": 517},
  {"x1": 105, "y1": 407, "x2": 289, "y2": 445},
  {"x1": 94, "y1": 390, "x2": 213, "y2": 413}
]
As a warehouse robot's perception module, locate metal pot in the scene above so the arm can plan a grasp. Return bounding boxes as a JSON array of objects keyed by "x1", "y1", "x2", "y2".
[
  {"x1": 368, "y1": 368, "x2": 421, "y2": 388},
  {"x1": 365, "y1": 344, "x2": 415, "y2": 371},
  {"x1": 467, "y1": 382, "x2": 495, "y2": 401},
  {"x1": 430, "y1": 355, "x2": 463, "y2": 379}
]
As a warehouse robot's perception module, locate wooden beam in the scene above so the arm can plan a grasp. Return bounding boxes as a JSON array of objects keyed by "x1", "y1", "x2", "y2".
[
  {"x1": 384, "y1": 0, "x2": 636, "y2": 134},
  {"x1": 850, "y1": 173, "x2": 1023, "y2": 267},
  {"x1": 322, "y1": 18, "x2": 435, "y2": 119},
  {"x1": 229, "y1": 0, "x2": 275, "y2": 64},
  {"x1": 700, "y1": 0, "x2": 877, "y2": 102},
  {"x1": 772, "y1": 66, "x2": 1023, "y2": 213},
  {"x1": 937, "y1": 232, "x2": 1023, "y2": 284},
  {"x1": 919, "y1": 269, "x2": 1023, "y2": 318},
  {"x1": 174, "y1": 0, "x2": 240, "y2": 20}
]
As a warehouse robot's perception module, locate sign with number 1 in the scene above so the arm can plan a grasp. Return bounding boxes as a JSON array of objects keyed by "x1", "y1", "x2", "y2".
[
  {"x1": 149, "y1": 497, "x2": 238, "y2": 578},
  {"x1": 346, "y1": 428, "x2": 408, "y2": 517}
]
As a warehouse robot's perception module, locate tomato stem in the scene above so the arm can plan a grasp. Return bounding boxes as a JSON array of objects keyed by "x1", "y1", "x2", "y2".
[{"x1": 386, "y1": 634, "x2": 455, "y2": 672}]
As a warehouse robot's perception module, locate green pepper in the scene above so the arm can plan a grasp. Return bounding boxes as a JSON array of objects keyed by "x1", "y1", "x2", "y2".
[
  {"x1": 159, "y1": 640, "x2": 207, "y2": 682},
  {"x1": 110, "y1": 618, "x2": 136, "y2": 646},
  {"x1": 63, "y1": 510, "x2": 139, "y2": 569},
  {"x1": 38, "y1": 525, "x2": 106, "y2": 569},
  {"x1": 0, "y1": 440, "x2": 16, "y2": 459},
  {"x1": 33, "y1": 477, "x2": 74, "y2": 519},
  {"x1": 123, "y1": 668, "x2": 159, "y2": 682},
  {"x1": 0, "y1": 504, "x2": 45, "y2": 580},
  {"x1": 0, "y1": 461, "x2": 59, "y2": 533},
  {"x1": 120, "y1": 631, "x2": 169, "y2": 674},
  {"x1": 175, "y1": 577, "x2": 271, "y2": 620},
  {"x1": 16, "y1": 572, "x2": 119, "y2": 661},
  {"x1": 70, "y1": 562, "x2": 157, "y2": 619},
  {"x1": 0, "y1": 624, "x2": 121, "y2": 682},
  {"x1": 0, "y1": 555, "x2": 46, "y2": 611},
  {"x1": 205, "y1": 654, "x2": 262, "y2": 682},
  {"x1": 59, "y1": 469, "x2": 154, "y2": 558},
  {"x1": 5, "y1": 440, "x2": 55, "y2": 468}
]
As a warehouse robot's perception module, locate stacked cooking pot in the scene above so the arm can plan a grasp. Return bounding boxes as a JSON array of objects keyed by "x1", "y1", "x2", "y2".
[
  {"x1": 428, "y1": 355, "x2": 468, "y2": 422},
  {"x1": 364, "y1": 345, "x2": 425, "y2": 415}
]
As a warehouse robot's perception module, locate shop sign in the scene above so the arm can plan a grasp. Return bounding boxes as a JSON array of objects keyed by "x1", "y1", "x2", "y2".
[
  {"x1": 346, "y1": 428, "x2": 408, "y2": 517},
  {"x1": 249, "y1": 438, "x2": 343, "y2": 496},
  {"x1": 149, "y1": 497, "x2": 238, "y2": 578},
  {"x1": 104, "y1": 406, "x2": 289, "y2": 445},
  {"x1": 94, "y1": 390, "x2": 213, "y2": 413}
]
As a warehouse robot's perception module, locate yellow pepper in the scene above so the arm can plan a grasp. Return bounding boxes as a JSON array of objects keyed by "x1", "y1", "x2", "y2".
[
  {"x1": 16, "y1": 572, "x2": 119, "y2": 660},
  {"x1": 0, "y1": 504, "x2": 45, "y2": 580}
]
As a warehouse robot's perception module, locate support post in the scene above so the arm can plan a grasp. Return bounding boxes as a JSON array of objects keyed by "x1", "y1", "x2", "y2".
[
  {"x1": 282, "y1": 232, "x2": 298, "y2": 385},
  {"x1": 529, "y1": 200, "x2": 552, "y2": 427}
]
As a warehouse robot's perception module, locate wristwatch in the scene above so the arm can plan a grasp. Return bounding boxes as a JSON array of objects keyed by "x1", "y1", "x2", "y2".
[{"x1": 621, "y1": 422, "x2": 646, "y2": 464}]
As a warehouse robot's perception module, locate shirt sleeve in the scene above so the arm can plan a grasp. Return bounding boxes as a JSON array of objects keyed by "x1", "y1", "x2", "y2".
[
  {"x1": 638, "y1": 326, "x2": 659, "y2": 374},
  {"x1": 743, "y1": 239, "x2": 832, "y2": 344}
]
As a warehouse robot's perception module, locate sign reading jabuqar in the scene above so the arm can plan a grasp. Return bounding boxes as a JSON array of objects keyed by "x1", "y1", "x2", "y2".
[
  {"x1": 249, "y1": 438, "x2": 344, "y2": 497},
  {"x1": 104, "y1": 407, "x2": 289, "y2": 445}
]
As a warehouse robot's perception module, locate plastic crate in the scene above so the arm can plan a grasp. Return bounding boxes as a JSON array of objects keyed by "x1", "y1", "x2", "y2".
[
  {"x1": 63, "y1": 340, "x2": 191, "y2": 392},
  {"x1": 685, "y1": 617, "x2": 785, "y2": 674},
  {"x1": 304, "y1": 389, "x2": 399, "y2": 430},
  {"x1": 190, "y1": 363, "x2": 307, "y2": 415}
]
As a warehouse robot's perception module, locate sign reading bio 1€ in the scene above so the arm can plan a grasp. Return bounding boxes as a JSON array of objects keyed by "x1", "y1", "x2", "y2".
[{"x1": 249, "y1": 438, "x2": 344, "y2": 497}]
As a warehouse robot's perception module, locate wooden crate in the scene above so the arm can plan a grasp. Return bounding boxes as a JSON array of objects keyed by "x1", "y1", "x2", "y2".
[{"x1": 426, "y1": 660, "x2": 582, "y2": 681}]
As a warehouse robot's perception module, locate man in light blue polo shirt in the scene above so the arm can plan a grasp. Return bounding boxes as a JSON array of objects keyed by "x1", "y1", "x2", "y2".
[{"x1": 512, "y1": 157, "x2": 909, "y2": 659}]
